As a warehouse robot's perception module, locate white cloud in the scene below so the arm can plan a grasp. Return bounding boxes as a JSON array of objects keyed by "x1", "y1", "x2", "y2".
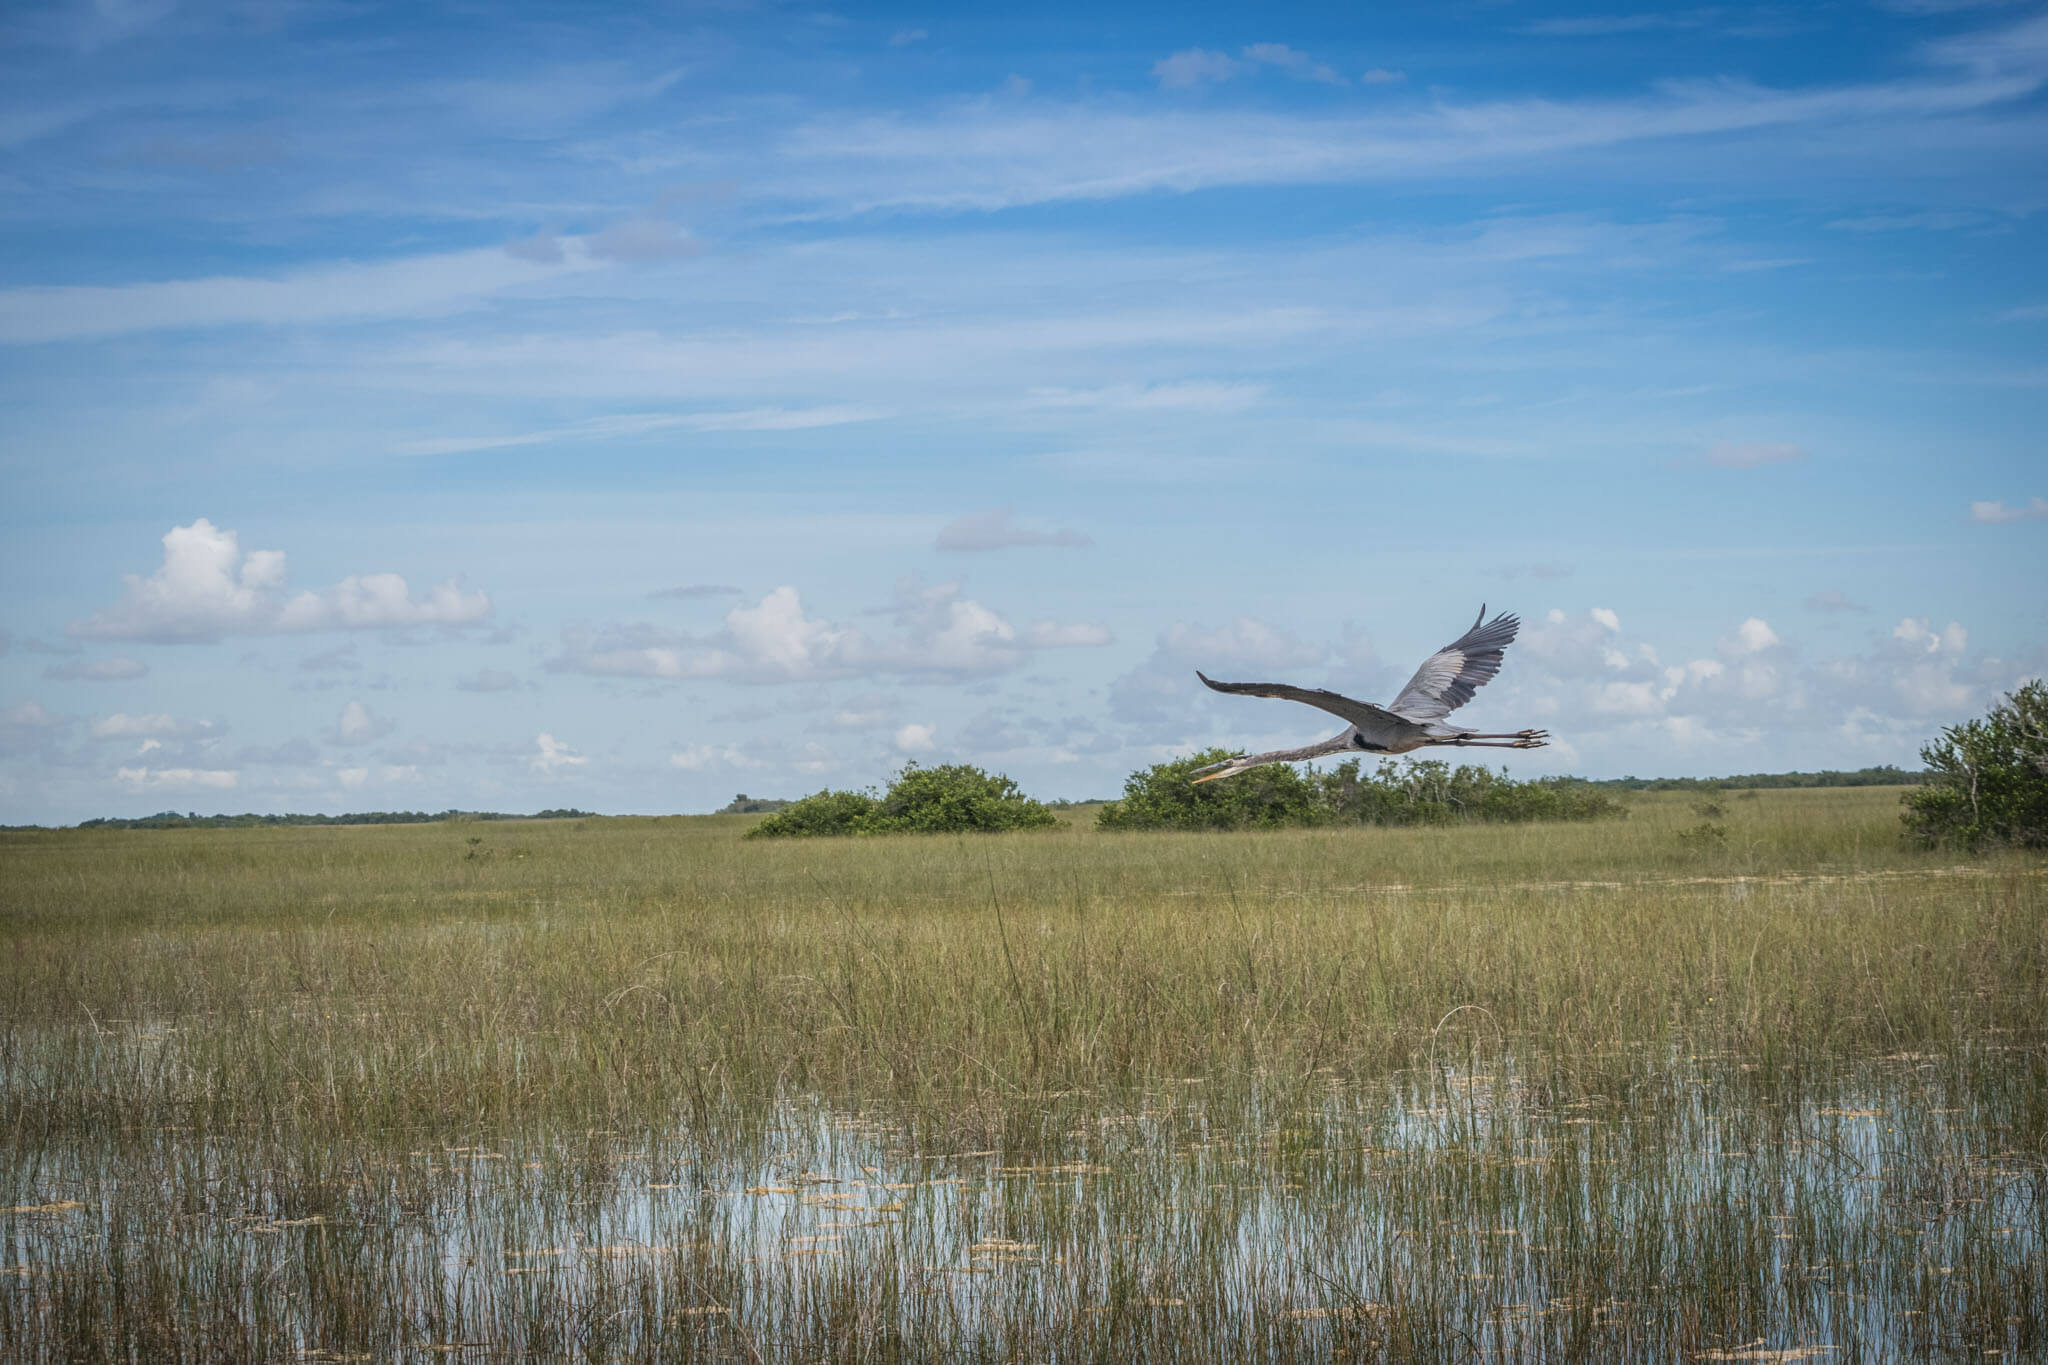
[
  {"x1": 1360, "y1": 68, "x2": 1406, "y2": 84},
  {"x1": 1728, "y1": 618, "x2": 1781, "y2": 654},
  {"x1": 890, "y1": 28, "x2": 928, "y2": 46},
  {"x1": 393, "y1": 406, "x2": 886, "y2": 457},
  {"x1": 532, "y1": 733, "x2": 588, "y2": 774},
  {"x1": 327, "y1": 700, "x2": 395, "y2": 747},
  {"x1": 1706, "y1": 441, "x2": 1806, "y2": 468},
  {"x1": 894, "y1": 723, "x2": 936, "y2": 752},
  {"x1": 551, "y1": 580, "x2": 1102, "y2": 683},
  {"x1": 1970, "y1": 496, "x2": 2048, "y2": 523},
  {"x1": 70, "y1": 519, "x2": 491, "y2": 642},
  {"x1": 338, "y1": 767, "x2": 369, "y2": 790},
  {"x1": 934, "y1": 507, "x2": 1092, "y2": 552},
  {"x1": 1591, "y1": 607, "x2": 1622, "y2": 633},
  {"x1": 1153, "y1": 48, "x2": 1241, "y2": 89},
  {"x1": 1242, "y1": 43, "x2": 1346, "y2": 85},
  {"x1": 779, "y1": 17, "x2": 2048, "y2": 217},
  {"x1": 0, "y1": 244, "x2": 598, "y2": 344},
  {"x1": 117, "y1": 766, "x2": 238, "y2": 792},
  {"x1": 670, "y1": 744, "x2": 763, "y2": 770}
]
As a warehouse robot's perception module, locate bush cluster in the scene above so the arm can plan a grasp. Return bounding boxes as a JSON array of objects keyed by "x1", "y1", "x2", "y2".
[
  {"x1": 1095, "y1": 750, "x2": 1627, "y2": 832},
  {"x1": 744, "y1": 763, "x2": 1058, "y2": 839},
  {"x1": 1902, "y1": 681, "x2": 2048, "y2": 850}
]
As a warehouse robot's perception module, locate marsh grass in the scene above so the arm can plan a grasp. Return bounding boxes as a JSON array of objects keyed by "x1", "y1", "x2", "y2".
[{"x1": 2, "y1": 790, "x2": 2042, "y2": 1360}]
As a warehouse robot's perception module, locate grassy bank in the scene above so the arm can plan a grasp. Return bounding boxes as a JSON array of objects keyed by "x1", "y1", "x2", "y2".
[{"x1": 2, "y1": 788, "x2": 2041, "y2": 1359}]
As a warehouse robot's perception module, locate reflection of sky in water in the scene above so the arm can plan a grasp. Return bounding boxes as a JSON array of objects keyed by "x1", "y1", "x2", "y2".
[{"x1": 10, "y1": 1065, "x2": 2036, "y2": 1355}]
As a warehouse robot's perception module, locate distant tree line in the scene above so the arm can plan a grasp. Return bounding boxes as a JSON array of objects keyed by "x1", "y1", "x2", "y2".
[
  {"x1": 1584, "y1": 766, "x2": 1923, "y2": 792},
  {"x1": 65, "y1": 809, "x2": 599, "y2": 831},
  {"x1": 1095, "y1": 751, "x2": 1626, "y2": 832}
]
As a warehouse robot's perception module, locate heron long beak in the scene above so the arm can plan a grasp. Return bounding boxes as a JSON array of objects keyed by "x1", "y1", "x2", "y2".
[{"x1": 1190, "y1": 770, "x2": 1228, "y2": 784}]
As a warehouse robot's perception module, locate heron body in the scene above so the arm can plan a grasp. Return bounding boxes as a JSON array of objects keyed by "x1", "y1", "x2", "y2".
[{"x1": 1190, "y1": 607, "x2": 1549, "y2": 784}]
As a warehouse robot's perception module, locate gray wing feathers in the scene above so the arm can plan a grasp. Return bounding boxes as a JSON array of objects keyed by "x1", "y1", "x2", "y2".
[
  {"x1": 1195, "y1": 672, "x2": 1401, "y2": 732},
  {"x1": 1387, "y1": 607, "x2": 1521, "y2": 721}
]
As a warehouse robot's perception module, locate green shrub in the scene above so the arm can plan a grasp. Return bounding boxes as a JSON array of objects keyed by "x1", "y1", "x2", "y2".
[
  {"x1": 1902, "y1": 681, "x2": 2048, "y2": 850},
  {"x1": 1095, "y1": 749, "x2": 1323, "y2": 832},
  {"x1": 743, "y1": 789, "x2": 877, "y2": 839},
  {"x1": 1098, "y1": 754, "x2": 1626, "y2": 832},
  {"x1": 743, "y1": 764, "x2": 1056, "y2": 839}
]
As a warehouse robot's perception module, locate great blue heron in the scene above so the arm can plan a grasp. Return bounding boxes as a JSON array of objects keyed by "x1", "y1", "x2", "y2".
[{"x1": 1190, "y1": 606, "x2": 1548, "y2": 784}]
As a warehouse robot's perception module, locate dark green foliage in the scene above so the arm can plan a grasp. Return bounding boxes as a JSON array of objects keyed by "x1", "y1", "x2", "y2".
[
  {"x1": 1095, "y1": 749, "x2": 1324, "y2": 831},
  {"x1": 1592, "y1": 766, "x2": 1922, "y2": 791},
  {"x1": 715, "y1": 793, "x2": 794, "y2": 814},
  {"x1": 1097, "y1": 752, "x2": 1627, "y2": 831},
  {"x1": 1901, "y1": 681, "x2": 2048, "y2": 850},
  {"x1": 743, "y1": 789, "x2": 878, "y2": 839},
  {"x1": 744, "y1": 763, "x2": 1057, "y2": 839}
]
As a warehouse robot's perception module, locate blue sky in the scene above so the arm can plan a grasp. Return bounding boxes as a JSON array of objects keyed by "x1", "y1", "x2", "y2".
[{"x1": 2, "y1": 0, "x2": 2044, "y2": 822}]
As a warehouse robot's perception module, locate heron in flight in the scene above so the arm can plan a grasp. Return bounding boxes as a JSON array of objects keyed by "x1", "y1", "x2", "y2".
[{"x1": 1191, "y1": 606, "x2": 1548, "y2": 785}]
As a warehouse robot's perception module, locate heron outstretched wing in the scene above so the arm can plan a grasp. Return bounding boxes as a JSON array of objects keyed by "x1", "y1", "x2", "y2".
[
  {"x1": 1195, "y1": 672, "x2": 1403, "y2": 732},
  {"x1": 1387, "y1": 606, "x2": 1521, "y2": 722}
]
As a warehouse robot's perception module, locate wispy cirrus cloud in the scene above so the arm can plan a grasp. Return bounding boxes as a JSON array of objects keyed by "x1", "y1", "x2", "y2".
[
  {"x1": 392, "y1": 406, "x2": 887, "y2": 456},
  {"x1": 0, "y1": 244, "x2": 601, "y2": 344}
]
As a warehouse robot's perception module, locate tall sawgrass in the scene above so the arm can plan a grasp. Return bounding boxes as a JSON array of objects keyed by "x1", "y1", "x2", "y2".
[{"x1": 1, "y1": 789, "x2": 2040, "y2": 1359}]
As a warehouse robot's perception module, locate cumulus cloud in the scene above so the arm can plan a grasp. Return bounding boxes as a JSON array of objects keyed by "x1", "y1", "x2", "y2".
[
  {"x1": 532, "y1": 732, "x2": 587, "y2": 773},
  {"x1": 894, "y1": 723, "x2": 936, "y2": 752},
  {"x1": 549, "y1": 580, "x2": 1107, "y2": 683},
  {"x1": 70, "y1": 519, "x2": 491, "y2": 643},
  {"x1": 326, "y1": 700, "x2": 395, "y2": 746},
  {"x1": 1970, "y1": 496, "x2": 2048, "y2": 523},
  {"x1": 934, "y1": 507, "x2": 1092, "y2": 552},
  {"x1": 1706, "y1": 441, "x2": 1806, "y2": 468},
  {"x1": 43, "y1": 656, "x2": 148, "y2": 681}
]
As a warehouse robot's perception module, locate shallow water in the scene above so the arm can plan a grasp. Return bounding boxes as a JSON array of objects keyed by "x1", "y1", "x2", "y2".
[{"x1": 9, "y1": 1056, "x2": 2036, "y2": 1359}]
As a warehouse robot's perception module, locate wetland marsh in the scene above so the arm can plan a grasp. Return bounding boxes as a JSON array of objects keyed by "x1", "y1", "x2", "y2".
[{"x1": 2, "y1": 787, "x2": 2041, "y2": 1360}]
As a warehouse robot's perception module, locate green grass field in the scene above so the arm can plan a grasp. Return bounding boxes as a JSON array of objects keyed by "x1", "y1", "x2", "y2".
[{"x1": 2, "y1": 788, "x2": 2042, "y2": 1360}]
